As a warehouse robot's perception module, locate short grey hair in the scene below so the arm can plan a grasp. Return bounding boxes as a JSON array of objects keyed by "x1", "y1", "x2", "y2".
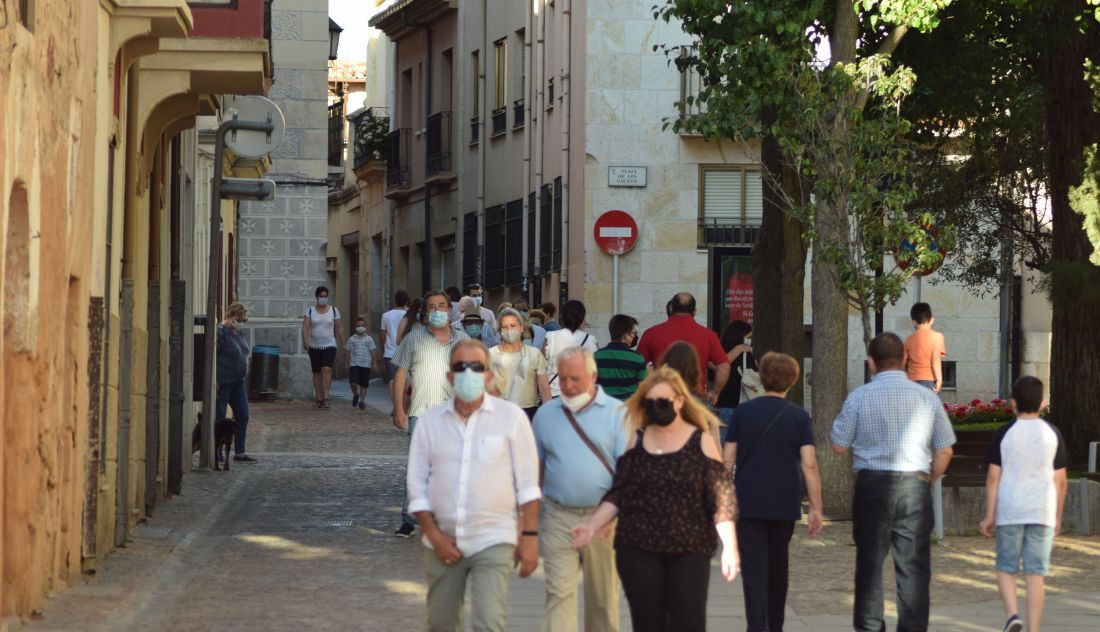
[
  {"x1": 556, "y1": 346, "x2": 598, "y2": 375},
  {"x1": 458, "y1": 296, "x2": 476, "y2": 310},
  {"x1": 449, "y1": 339, "x2": 490, "y2": 365}
]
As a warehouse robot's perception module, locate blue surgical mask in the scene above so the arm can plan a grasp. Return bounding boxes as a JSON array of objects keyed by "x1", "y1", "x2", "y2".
[
  {"x1": 427, "y1": 311, "x2": 449, "y2": 329},
  {"x1": 452, "y1": 369, "x2": 485, "y2": 402},
  {"x1": 473, "y1": 296, "x2": 483, "y2": 307},
  {"x1": 519, "y1": 311, "x2": 530, "y2": 320},
  {"x1": 317, "y1": 297, "x2": 329, "y2": 306},
  {"x1": 464, "y1": 324, "x2": 483, "y2": 338}
]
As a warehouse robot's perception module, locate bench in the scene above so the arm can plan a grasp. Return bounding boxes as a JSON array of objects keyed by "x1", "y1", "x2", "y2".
[
  {"x1": 935, "y1": 429, "x2": 995, "y2": 538},
  {"x1": 1079, "y1": 441, "x2": 1100, "y2": 534}
]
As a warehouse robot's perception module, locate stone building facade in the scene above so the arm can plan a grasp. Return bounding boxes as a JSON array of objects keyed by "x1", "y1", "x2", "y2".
[
  {"x1": 237, "y1": 0, "x2": 332, "y2": 400},
  {"x1": 1, "y1": 0, "x2": 272, "y2": 621}
]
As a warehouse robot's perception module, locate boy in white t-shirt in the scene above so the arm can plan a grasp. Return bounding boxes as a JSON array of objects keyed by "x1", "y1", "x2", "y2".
[{"x1": 980, "y1": 376, "x2": 1068, "y2": 632}]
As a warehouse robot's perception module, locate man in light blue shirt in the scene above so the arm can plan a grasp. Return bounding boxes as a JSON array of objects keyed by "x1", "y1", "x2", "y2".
[
  {"x1": 533, "y1": 346, "x2": 629, "y2": 632},
  {"x1": 831, "y1": 332, "x2": 955, "y2": 632}
]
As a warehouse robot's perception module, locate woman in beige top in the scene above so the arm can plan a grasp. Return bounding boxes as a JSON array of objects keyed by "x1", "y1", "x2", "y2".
[{"x1": 488, "y1": 308, "x2": 551, "y2": 419}]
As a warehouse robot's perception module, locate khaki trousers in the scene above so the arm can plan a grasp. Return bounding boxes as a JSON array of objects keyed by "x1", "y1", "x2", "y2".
[
  {"x1": 539, "y1": 500, "x2": 620, "y2": 632},
  {"x1": 423, "y1": 543, "x2": 514, "y2": 632}
]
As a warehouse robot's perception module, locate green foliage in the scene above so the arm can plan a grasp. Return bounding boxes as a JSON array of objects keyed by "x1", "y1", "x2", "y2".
[{"x1": 654, "y1": 0, "x2": 954, "y2": 344}]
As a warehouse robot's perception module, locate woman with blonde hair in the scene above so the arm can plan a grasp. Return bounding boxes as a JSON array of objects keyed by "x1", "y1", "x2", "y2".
[
  {"x1": 488, "y1": 308, "x2": 551, "y2": 419},
  {"x1": 217, "y1": 302, "x2": 255, "y2": 463},
  {"x1": 571, "y1": 367, "x2": 738, "y2": 631}
]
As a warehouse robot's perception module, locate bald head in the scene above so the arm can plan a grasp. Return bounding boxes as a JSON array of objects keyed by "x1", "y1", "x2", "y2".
[{"x1": 670, "y1": 292, "x2": 696, "y2": 315}]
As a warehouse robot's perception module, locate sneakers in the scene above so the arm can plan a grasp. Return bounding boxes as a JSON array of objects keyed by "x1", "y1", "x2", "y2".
[
  {"x1": 358, "y1": 400, "x2": 366, "y2": 410},
  {"x1": 233, "y1": 455, "x2": 258, "y2": 463},
  {"x1": 352, "y1": 394, "x2": 360, "y2": 408},
  {"x1": 1003, "y1": 615, "x2": 1023, "y2": 632},
  {"x1": 320, "y1": 399, "x2": 330, "y2": 409},
  {"x1": 394, "y1": 523, "x2": 415, "y2": 538}
]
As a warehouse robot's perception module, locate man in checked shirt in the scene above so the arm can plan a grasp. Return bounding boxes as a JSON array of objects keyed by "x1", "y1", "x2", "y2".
[
  {"x1": 831, "y1": 332, "x2": 956, "y2": 632},
  {"x1": 407, "y1": 339, "x2": 541, "y2": 631}
]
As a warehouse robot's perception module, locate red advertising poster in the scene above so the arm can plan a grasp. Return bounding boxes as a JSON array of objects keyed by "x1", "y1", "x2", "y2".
[{"x1": 725, "y1": 271, "x2": 753, "y2": 325}]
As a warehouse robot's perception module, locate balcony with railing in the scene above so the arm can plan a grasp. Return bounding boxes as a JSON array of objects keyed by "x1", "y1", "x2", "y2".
[
  {"x1": 426, "y1": 111, "x2": 454, "y2": 181},
  {"x1": 513, "y1": 99, "x2": 524, "y2": 128},
  {"x1": 491, "y1": 106, "x2": 507, "y2": 137},
  {"x1": 385, "y1": 128, "x2": 412, "y2": 195},
  {"x1": 351, "y1": 107, "x2": 389, "y2": 170},
  {"x1": 697, "y1": 219, "x2": 759, "y2": 248},
  {"x1": 328, "y1": 101, "x2": 345, "y2": 167}
]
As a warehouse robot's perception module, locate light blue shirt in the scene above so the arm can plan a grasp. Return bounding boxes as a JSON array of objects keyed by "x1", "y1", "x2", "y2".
[
  {"x1": 533, "y1": 386, "x2": 631, "y2": 508},
  {"x1": 830, "y1": 370, "x2": 956, "y2": 473},
  {"x1": 526, "y1": 324, "x2": 547, "y2": 351}
]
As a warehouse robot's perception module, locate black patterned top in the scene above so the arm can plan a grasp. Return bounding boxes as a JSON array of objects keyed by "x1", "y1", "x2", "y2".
[{"x1": 603, "y1": 429, "x2": 737, "y2": 555}]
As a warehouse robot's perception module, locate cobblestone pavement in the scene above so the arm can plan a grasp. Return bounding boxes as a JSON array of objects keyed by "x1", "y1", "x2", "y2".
[{"x1": 21, "y1": 381, "x2": 1100, "y2": 631}]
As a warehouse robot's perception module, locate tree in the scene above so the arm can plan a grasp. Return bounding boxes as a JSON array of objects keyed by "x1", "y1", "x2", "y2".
[
  {"x1": 898, "y1": 0, "x2": 1100, "y2": 462},
  {"x1": 655, "y1": 0, "x2": 954, "y2": 513}
]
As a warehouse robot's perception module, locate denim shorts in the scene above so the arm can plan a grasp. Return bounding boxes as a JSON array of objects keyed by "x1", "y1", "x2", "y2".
[{"x1": 996, "y1": 524, "x2": 1054, "y2": 576}]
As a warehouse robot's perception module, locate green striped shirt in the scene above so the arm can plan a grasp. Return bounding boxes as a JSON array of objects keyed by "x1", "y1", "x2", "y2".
[{"x1": 594, "y1": 343, "x2": 648, "y2": 400}]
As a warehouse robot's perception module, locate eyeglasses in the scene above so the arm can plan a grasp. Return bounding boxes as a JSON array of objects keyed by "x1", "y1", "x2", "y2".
[{"x1": 450, "y1": 361, "x2": 487, "y2": 373}]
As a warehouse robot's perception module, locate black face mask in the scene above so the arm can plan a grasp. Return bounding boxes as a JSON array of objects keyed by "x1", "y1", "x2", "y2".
[
  {"x1": 628, "y1": 333, "x2": 639, "y2": 349},
  {"x1": 642, "y1": 397, "x2": 677, "y2": 427}
]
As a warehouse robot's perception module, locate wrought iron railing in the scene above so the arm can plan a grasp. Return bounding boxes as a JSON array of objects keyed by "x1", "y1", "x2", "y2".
[
  {"x1": 426, "y1": 111, "x2": 453, "y2": 176},
  {"x1": 513, "y1": 99, "x2": 525, "y2": 127},
  {"x1": 327, "y1": 101, "x2": 344, "y2": 167},
  {"x1": 351, "y1": 107, "x2": 389, "y2": 168},
  {"x1": 469, "y1": 116, "x2": 480, "y2": 145},
  {"x1": 491, "y1": 106, "x2": 507, "y2": 136},
  {"x1": 697, "y1": 218, "x2": 759, "y2": 248},
  {"x1": 385, "y1": 129, "x2": 412, "y2": 189}
]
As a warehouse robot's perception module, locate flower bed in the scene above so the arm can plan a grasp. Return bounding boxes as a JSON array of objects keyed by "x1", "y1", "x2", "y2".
[{"x1": 944, "y1": 398, "x2": 1049, "y2": 429}]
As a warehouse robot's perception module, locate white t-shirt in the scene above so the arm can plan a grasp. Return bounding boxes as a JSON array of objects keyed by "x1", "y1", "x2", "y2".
[
  {"x1": 381, "y1": 308, "x2": 407, "y2": 358},
  {"x1": 306, "y1": 306, "x2": 340, "y2": 349},
  {"x1": 544, "y1": 328, "x2": 599, "y2": 398},
  {"x1": 986, "y1": 418, "x2": 1068, "y2": 527}
]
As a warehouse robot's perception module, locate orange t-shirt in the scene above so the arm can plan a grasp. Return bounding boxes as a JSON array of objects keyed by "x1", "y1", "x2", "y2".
[{"x1": 904, "y1": 328, "x2": 946, "y2": 382}]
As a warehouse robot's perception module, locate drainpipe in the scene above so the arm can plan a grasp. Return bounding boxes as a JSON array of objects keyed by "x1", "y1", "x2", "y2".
[
  {"x1": 998, "y1": 237, "x2": 1014, "y2": 397},
  {"x1": 533, "y1": 0, "x2": 545, "y2": 297},
  {"x1": 522, "y1": 0, "x2": 533, "y2": 294},
  {"x1": 403, "y1": 15, "x2": 434, "y2": 294},
  {"x1": 387, "y1": 40, "x2": 398, "y2": 304},
  {"x1": 560, "y1": 0, "x2": 572, "y2": 299},
  {"x1": 477, "y1": 0, "x2": 487, "y2": 286}
]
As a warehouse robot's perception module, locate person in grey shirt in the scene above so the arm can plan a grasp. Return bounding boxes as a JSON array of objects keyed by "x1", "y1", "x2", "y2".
[
  {"x1": 392, "y1": 289, "x2": 469, "y2": 537},
  {"x1": 831, "y1": 332, "x2": 955, "y2": 632}
]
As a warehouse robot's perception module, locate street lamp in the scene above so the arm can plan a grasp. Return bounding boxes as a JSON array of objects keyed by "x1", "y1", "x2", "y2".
[{"x1": 328, "y1": 18, "x2": 343, "y2": 61}]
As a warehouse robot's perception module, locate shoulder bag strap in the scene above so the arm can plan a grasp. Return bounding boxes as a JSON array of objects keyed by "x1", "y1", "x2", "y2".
[
  {"x1": 563, "y1": 408, "x2": 614, "y2": 477},
  {"x1": 734, "y1": 402, "x2": 792, "y2": 481}
]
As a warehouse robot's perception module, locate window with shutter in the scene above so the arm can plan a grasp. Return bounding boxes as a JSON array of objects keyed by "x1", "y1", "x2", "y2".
[
  {"x1": 552, "y1": 177, "x2": 563, "y2": 272},
  {"x1": 539, "y1": 185, "x2": 552, "y2": 274},
  {"x1": 699, "y1": 166, "x2": 763, "y2": 247},
  {"x1": 505, "y1": 200, "x2": 523, "y2": 286},
  {"x1": 485, "y1": 205, "x2": 504, "y2": 288},
  {"x1": 462, "y1": 212, "x2": 477, "y2": 287}
]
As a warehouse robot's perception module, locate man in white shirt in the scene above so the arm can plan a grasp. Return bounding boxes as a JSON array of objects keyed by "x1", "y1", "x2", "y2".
[
  {"x1": 450, "y1": 283, "x2": 497, "y2": 330},
  {"x1": 408, "y1": 339, "x2": 541, "y2": 631},
  {"x1": 380, "y1": 290, "x2": 409, "y2": 391}
]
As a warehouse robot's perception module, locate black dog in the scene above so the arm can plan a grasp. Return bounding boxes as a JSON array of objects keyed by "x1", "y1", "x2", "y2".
[{"x1": 191, "y1": 413, "x2": 239, "y2": 471}]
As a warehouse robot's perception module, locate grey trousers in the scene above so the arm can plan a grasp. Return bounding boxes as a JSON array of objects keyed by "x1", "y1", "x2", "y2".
[{"x1": 424, "y1": 542, "x2": 515, "y2": 632}]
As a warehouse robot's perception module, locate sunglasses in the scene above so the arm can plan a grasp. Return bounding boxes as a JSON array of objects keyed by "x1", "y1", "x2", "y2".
[
  {"x1": 450, "y1": 361, "x2": 487, "y2": 373},
  {"x1": 644, "y1": 397, "x2": 674, "y2": 409}
]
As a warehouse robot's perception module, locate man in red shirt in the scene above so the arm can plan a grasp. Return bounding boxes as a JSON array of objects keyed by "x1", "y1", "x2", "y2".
[{"x1": 637, "y1": 292, "x2": 731, "y2": 403}]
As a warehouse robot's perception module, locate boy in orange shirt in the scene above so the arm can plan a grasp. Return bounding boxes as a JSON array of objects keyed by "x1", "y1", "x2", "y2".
[{"x1": 903, "y1": 302, "x2": 946, "y2": 392}]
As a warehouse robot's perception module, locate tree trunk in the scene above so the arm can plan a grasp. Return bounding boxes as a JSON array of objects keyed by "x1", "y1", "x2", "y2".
[
  {"x1": 1042, "y1": 7, "x2": 1100, "y2": 464},
  {"x1": 812, "y1": 196, "x2": 853, "y2": 517},
  {"x1": 754, "y1": 121, "x2": 808, "y2": 405}
]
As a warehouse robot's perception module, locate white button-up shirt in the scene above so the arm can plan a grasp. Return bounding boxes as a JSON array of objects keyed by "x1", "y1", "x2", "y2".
[{"x1": 407, "y1": 395, "x2": 542, "y2": 556}]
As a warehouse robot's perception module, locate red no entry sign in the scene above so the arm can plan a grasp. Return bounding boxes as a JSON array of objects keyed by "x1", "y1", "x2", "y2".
[{"x1": 594, "y1": 210, "x2": 638, "y2": 255}]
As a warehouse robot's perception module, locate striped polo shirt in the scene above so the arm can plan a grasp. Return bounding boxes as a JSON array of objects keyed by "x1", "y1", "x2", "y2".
[
  {"x1": 594, "y1": 342, "x2": 648, "y2": 400},
  {"x1": 392, "y1": 326, "x2": 470, "y2": 418}
]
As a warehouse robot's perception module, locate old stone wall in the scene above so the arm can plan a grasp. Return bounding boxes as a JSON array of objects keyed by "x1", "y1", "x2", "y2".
[{"x1": 0, "y1": 0, "x2": 99, "y2": 620}]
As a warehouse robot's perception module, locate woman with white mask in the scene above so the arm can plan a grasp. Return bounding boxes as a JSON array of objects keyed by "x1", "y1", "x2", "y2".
[{"x1": 489, "y1": 309, "x2": 551, "y2": 419}]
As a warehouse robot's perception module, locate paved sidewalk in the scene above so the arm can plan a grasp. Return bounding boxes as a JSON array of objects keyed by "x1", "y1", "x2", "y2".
[{"x1": 17, "y1": 384, "x2": 1100, "y2": 631}]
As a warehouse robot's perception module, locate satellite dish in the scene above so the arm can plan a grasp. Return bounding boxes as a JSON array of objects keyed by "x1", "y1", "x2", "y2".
[{"x1": 223, "y1": 95, "x2": 286, "y2": 158}]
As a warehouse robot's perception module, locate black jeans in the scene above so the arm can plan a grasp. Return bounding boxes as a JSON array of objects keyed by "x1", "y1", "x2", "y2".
[
  {"x1": 615, "y1": 544, "x2": 711, "y2": 632},
  {"x1": 852, "y1": 472, "x2": 933, "y2": 632},
  {"x1": 737, "y1": 519, "x2": 795, "y2": 631}
]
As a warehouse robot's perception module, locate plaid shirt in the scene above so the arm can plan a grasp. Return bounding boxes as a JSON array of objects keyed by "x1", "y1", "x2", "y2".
[
  {"x1": 346, "y1": 334, "x2": 377, "y2": 367},
  {"x1": 830, "y1": 370, "x2": 956, "y2": 473}
]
